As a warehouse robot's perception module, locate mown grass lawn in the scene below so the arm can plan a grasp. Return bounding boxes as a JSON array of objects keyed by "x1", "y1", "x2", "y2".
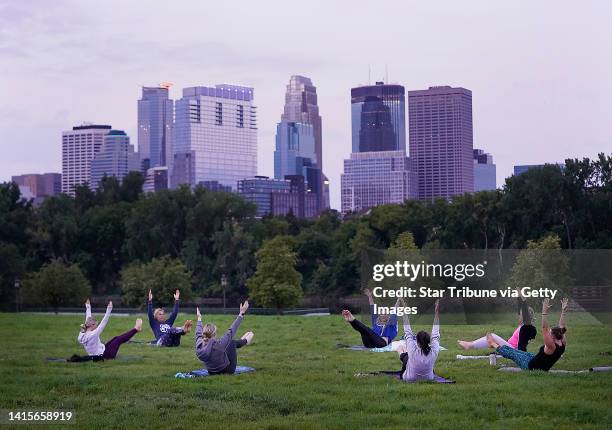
[{"x1": 0, "y1": 311, "x2": 611, "y2": 429}]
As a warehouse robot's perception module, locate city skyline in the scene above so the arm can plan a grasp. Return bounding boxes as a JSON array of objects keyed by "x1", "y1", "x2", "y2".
[{"x1": 1, "y1": 1, "x2": 610, "y2": 209}]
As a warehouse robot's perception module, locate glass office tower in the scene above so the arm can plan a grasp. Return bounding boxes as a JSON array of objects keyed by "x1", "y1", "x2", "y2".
[
  {"x1": 351, "y1": 82, "x2": 406, "y2": 153},
  {"x1": 172, "y1": 84, "x2": 257, "y2": 190}
]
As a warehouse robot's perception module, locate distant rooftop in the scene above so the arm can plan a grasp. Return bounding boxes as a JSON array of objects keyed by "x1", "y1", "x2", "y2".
[
  {"x1": 72, "y1": 124, "x2": 112, "y2": 131},
  {"x1": 182, "y1": 84, "x2": 254, "y2": 101}
]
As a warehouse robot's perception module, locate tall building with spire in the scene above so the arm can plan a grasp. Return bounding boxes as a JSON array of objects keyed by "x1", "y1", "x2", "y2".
[
  {"x1": 341, "y1": 82, "x2": 416, "y2": 214},
  {"x1": 279, "y1": 75, "x2": 328, "y2": 210}
]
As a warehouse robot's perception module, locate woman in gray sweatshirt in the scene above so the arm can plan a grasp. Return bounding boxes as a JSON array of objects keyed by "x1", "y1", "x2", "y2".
[
  {"x1": 397, "y1": 299, "x2": 441, "y2": 381},
  {"x1": 194, "y1": 301, "x2": 254, "y2": 374}
]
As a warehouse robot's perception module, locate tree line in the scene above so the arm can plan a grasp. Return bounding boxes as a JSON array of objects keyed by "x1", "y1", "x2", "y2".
[{"x1": 0, "y1": 154, "x2": 610, "y2": 309}]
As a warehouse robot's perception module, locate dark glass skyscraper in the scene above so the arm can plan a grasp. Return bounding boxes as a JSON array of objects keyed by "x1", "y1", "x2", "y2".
[{"x1": 351, "y1": 82, "x2": 406, "y2": 153}]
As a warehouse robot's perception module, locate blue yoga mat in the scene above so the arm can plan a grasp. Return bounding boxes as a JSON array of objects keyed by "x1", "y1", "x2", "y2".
[{"x1": 175, "y1": 366, "x2": 256, "y2": 378}]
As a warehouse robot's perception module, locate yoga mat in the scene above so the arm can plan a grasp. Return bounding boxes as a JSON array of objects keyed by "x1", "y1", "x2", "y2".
[
  {"x1": 175, "y1": 366, "x2": 256, "y2": 378},
  {"x1": 127, "y1": 340, "x2": 157, "y2": 345},
  {"x1": 45, "y1": 355, "x2": 142, "y2": 362},
  {"x1": 456, "y1": 354, "x2": 502, "y2": 360},
  {"x1": 338, "y1": 343, "x2": 447, "y2": 352},
  {"x1": 355, "y1": 370, "x2": 454, "y2": 383},
  {"x1": 499, "y1": 367, "x2": 612, "y2": 373}
]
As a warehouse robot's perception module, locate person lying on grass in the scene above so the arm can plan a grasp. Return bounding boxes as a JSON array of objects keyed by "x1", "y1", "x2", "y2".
[
  {"x1": 148, "y1": 289, "x2": 193, "y2": 347},
  {"x1": 78, "y1": 299, "x2": 142, "y2": 360},
  {"x1": 341, "y1": 289, "x2": 401, "y2": 348},
  {"x1": 486, "y1": 297, "x2": 569, "y2": 371},
  {"x1": 395, "y1": 298, "x2": 441, "y2": 381},
  {"x1": 195, "y1": 301, "x2": 254, "y2": 375},
  {"x1": 458, "y1": 288, "x2": 537, "y2": 352}
]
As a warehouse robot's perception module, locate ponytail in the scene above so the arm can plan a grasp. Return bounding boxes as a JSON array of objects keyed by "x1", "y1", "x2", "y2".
[
  {"x1": 79, "y1": 323, "x2": 87, "y2": 333},
  {"x1": 416, "y1": 331, "x2": 431, "y2": 356}
]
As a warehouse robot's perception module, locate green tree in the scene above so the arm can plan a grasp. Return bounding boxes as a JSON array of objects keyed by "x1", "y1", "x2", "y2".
[
  {"x1": 120, "y1": 255, "x2": 193, "y2": 309},
  {"x1": 21, "y1": 260, "x2": 91, "y2": 309},
  {"x1": 247, "y1": 237, "x2": 302, "y2": 311},
  {"x1": 506, "y1": 235, "x2": 572, "y2": 295}
]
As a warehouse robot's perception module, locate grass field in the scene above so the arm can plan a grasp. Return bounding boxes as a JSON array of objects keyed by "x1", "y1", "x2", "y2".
[{"x1": 1, "y1": 311, "x2": 611, "y2": 429}]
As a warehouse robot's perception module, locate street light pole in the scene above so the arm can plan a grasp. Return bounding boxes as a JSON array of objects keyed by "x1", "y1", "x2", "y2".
[
  {"x1": 14, "y1": 279, "x2": 20, "y2": 313},
  {"x1": 221, "y1": 274, "x2": 227, "y2": 314}
]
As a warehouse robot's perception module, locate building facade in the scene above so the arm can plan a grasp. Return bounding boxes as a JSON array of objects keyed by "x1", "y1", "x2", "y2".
[
  {"x1": 172, "y1": 84, "x2": 257, "y2": 190},
  {"x1": 11, "y1": 173, "x2": 61, "y2": 199},
  {"x1": 143, "y1": 166, "x2": 169, "y2": 193},
  {"x1": 281, "y1": 75, "x2": 328, "y2": 210},
  {"x1": 351, "y1": 82, "x2": 406, "y2": 153},
  {"x1": 238, "y1": 176, "x2": 291, "y2": 217},
  {"x1": 473, "y1": 149, "x2": 496, "y2": 191},
  {"x1": 138, "y1": 85, "x2": 174, "y2": 174},
  {"x1": 408, "y1": 86, "x2": 474, "y2": 201},
  {"x1": 61, "y1": 124, "x2": 111, "y2": 196},
  {"x1": 90, "y1": 130, "x2": 140, "y2": 189},
  {"x1": 341, "y1": 151, "x2": 417, "y2": 214},
  {"x1": 274, "y1": 121, "x2": 320, "y2": 193}
]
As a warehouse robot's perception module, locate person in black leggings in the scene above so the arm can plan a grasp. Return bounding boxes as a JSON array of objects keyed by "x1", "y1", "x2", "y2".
[
  {"x1": 488, "y1": 298, "x2": 569, "y2": 371},
  {"x1": 341, "y1": 289, "x2": 400, "y2": 348}
]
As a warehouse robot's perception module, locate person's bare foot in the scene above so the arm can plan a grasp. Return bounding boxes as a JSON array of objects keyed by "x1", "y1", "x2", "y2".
[
  {"x1": 458, "y1": 340, "x2": 472, "y2": 350},
  {"x1": 242, "y1": 331, "x2": 254, "y2": 345},
  {"x1": 486, "y1": 333, "x2": 499, "y2": 349},
  {"x1": 183, "y1": 320, "x2": 193, "y2": 333},
  {"x1": 134, "y1": 318, "x2": 143, "y2": 332},
  {"x1": 342, "y1": 310, "x2": 355, "y2": 322}
]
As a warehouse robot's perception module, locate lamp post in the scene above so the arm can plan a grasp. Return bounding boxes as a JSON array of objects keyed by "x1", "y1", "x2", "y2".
[
  {"x1": 221, "y1": 274, "x2": 227, "y2": 314},
  {"x1": 14, "y1": 279, "x2": 20, "y2": 313}
]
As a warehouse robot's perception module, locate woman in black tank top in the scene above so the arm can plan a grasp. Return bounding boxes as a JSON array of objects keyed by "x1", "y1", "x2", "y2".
[{"x1": 488, "y1": 297, "x2": 568, "y2": 371}]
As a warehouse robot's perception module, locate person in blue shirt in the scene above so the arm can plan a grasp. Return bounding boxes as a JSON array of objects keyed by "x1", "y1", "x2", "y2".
[
  {"x1": 147, "y1": 289, "x2": 192, "y2": 347},
  {"x1": 341, "y1": 289, "x2": 399, "y2": 348}
]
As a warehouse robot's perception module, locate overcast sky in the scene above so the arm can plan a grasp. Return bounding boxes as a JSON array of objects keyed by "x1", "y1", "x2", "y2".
[{"x1": 1, "y1": 0, "x2": 610, "y2": 208}]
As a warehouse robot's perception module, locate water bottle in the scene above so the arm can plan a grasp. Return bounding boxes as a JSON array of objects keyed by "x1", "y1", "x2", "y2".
[{"x1": 489, "y1": 353, "x2": 497, "y2": 366}]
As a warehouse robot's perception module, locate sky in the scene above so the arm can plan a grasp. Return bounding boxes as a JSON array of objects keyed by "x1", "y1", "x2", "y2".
[{"x1": 1, "y1": 0, "x2": 611, "y2": 209}]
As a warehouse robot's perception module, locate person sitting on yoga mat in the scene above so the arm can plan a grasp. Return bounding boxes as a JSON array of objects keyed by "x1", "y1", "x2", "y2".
[
  {"x1": 395, "y1": 299, "x2": 441, "y2": 381},
  {"x1": 487, "y1": 297, "x2": 569, "y2": 371},
  {"x1": 195, "y1": 301, "x2": 254, "y2": 375},
  {"x1": 341, "y1": 289, "x2": 401, "y2": 348},
  {"x1": 148, "y1": 289, "x2": 193, "y2": 347},
  {"x1": 458, "y1": 288, "x2": 537, "y2": 352},
  {"x1": 78, "y1": 299, "x2": 142, "y2": 359}
]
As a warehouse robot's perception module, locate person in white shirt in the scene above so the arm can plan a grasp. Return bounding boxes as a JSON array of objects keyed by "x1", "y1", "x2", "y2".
[
  {"x1": 396, "y1": 299, "x2": 441, "y2": 381},
  {"x1": 77, "y1": 299, "x2": 142, "y2": 359}
]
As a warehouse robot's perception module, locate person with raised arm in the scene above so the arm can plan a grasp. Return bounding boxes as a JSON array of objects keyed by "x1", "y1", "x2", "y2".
[
  {"x1": 195, "y1": 300, "x2": 254, "y2": 374},
  {"x1": 77, "y1": 299, "x2": 142, "y2": 359},
  {"x1": 147, "y1": 289, "x2": 193, "y2": 347},
  {"x1": 458, "y1": 288, "x2": 537, "y2": 352},
  {"x1": 396, "y1": 299, "x2": 442, "y2": 381},
  {"x1": 341, "y1": 288, "x2": 401, "y2": 348},
  {"x1": 487, "y1": 298, "x2": 569, "y2": 371}
]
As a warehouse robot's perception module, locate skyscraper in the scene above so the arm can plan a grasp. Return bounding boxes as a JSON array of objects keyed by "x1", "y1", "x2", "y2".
[
  {"x1": 274, "y1": 121, "x2": 320, "y2": 194},
  {"x1": 138, "y1": 86, "x2": 174, "y2": 173},
  {"x1": 408, "y1": 86, "x2": 474, "y2": 201},
  {"x1": 281, "y1": 75, "x2": 328, "y2": 210},
  {"x1": 90, "y1": 130, "x2": 140, "y2": 189},
  {"x1": 341, "y1": 81, "x2": 415, "y2": 214},
  {"x1": 473, "y1": 149, "x2": 496, "y2": 191},
  {"x1": 172, "y1": 84, "x2": 257, "y2": 190},
  {"x1": 351, "y1": 82, "x2": 406, "y2": 153},
  {"x1": 61, "y1": 124, "x2": 111, "y2": 196}
]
